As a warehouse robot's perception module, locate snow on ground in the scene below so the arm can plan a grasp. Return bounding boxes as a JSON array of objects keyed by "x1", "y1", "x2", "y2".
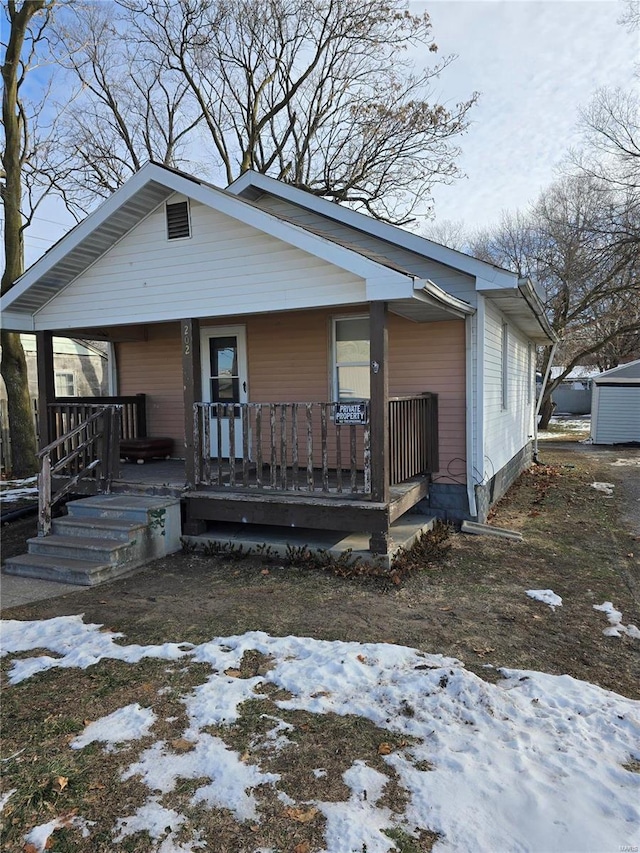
[
  {"x1": 24, "y1": 815, "x2": 94, "y2": 852},
  {"x1": 526, "y1": 589, "x2": 563, "y2": 610},
  {"x1": 2, "y1": 617, "x2": 639, "y2": 853},
  {"x1": 593, "y1": 602, "x2": 640, "y2": 640},
  {"x1": 0, "y1": 476, "x2": 38, "y2": 504},
  {"x1": 71, "y1": 703, "x2": 157, "y2": 751},
  {"x1": 537, "y1": 415, "x2": 591, "y2": 441},
  {"x1": 591, "y1": 481, "x2": 615, "y2": 495}
]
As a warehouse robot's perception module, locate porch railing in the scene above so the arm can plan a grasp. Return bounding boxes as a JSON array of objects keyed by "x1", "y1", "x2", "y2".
[
  {"x1": 194, "y1": 393, "x2": 438, "y2": 495},
  {"x1": 194, "y1": 402, "x2": 371, "y2": 494},
  {"x1": 49, "y1": 394, "x2": 146, "y2": 443},
  {"x1": 389, "y1": 393, "x2": 438, "y2": 486},
  {"x1": 38, "y1": 406, "x2": 121, "y2": 536}
]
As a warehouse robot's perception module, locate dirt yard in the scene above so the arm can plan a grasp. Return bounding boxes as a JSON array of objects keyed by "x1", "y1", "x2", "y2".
[{"x1": 2, "y1": 443, "x2": 639, "y2": 699}]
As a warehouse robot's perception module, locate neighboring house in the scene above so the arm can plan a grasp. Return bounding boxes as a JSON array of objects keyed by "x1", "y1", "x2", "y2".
[
  {"x1": 0, "y1": 335, "x2": 108, "y2": 472},
  {"x1": 590, "y1": 360, "x2": 640, "y2": 445},
  {"x1": 549, "y1": 366, "x2": 599, "y2": 415},
  {"x1": 0, "y1": 335, "x2": 109, "y2": 401},
  {"x1": 0, "y1": 163, "x2": 556, "y2": 554}
]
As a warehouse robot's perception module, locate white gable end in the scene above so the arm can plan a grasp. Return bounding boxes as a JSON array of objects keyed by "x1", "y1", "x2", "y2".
[
  {"x1": 34, "y1": 198, "x2": 368, "y2": 330},
  {"x1": 254, "y1": 193, "x2": 477, "y2": 305}
]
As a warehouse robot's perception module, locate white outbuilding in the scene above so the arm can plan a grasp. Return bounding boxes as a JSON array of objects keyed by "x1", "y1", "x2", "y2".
[{"x1": 590, "y1": 359, "x2": 640, "y2": 445}]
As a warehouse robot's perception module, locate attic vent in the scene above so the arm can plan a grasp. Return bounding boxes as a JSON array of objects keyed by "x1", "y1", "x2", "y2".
[{"x1": 166, "y1": 201, "x2": 191, "y2": 239}]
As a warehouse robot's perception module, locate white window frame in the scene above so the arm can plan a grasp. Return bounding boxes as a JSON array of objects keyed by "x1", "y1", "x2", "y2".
[
  {"x1": 527, "y1": 343, "x2": 533, "y2": 405},
  {"x1": 501, "y1": 322, "x2": 509, "y2": 410},
  {"x1": 332, "y1": 315, "x2": 370, "y2": 403},
  {"x1": 55, "y1": 370, "x2": 76, "y2": 397},
  {"x1": 165, "y1": 199, "x2": 192, "y2": 241}
]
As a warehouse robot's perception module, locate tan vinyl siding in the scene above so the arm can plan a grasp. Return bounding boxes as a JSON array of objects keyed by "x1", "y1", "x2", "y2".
[
  {"x1": 116, "y1": 322, "x2": 184, "y2": 448},
  {"x1": 115, "y1": 309, "x2": 467, "y2": 479},
  {"x1": 388, "y1": 316, "x2": 466, "y2": 482}
]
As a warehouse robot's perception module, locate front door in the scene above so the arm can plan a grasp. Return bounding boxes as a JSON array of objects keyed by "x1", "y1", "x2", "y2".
[{"x1": 200, "y1": 326, "x2": 248, "y2": 458}]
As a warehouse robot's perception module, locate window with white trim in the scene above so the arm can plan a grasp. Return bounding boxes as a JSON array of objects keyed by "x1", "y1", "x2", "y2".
[
  {"x1": 55, "y1": 371, "x2": 76, "y2": 396},
  {"x1": 333, "y1": 316, "x2": 370, "y2": 402},
  {"x1": 501, "y1": 323, "x2": 509, "y2": 409},
  {"x1": 166, "y1": 200, "x2": 191, "y2": 240}
]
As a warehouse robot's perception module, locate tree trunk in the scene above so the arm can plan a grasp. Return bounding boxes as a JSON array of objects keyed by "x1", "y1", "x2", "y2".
[
  {"x1": 1, "y1": 330, "x2": 38, "y2": 476},
  {"x1": 538, "y1": 393, "x2": 556, "y2": 431},
  {"x1": 1, "y1": 0, "x2": 48, "y2": 477}
]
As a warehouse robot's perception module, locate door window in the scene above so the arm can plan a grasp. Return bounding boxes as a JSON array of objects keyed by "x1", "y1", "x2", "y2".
[{"x1": 209, "y1": 337, "x2": 239, "y2": 403}]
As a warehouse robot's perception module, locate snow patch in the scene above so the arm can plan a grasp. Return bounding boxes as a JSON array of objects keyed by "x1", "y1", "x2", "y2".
[
  {"x1": 593, "y1": 602, "x2": 640, "y2": 639},
  {"x1": 527, "y1": 589, "x2": 563, "y2": 610},
  {"x1": 317, "y1": 761, "x2": 395, "y2": 853},
  {"x1": 591, "y1": 481, "x2": 615, "y2": 495},
  {"x1": 71, "y1": 703, "x2": 156, "y2": 750},
  {"x1": 24, "y1": 816, "x2": 94, "y2": 851}
]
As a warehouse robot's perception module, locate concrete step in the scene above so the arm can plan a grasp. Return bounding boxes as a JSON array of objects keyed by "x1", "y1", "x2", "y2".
[
  {"x1": 26, "y1": 534, "x2": 135, "y2": 565},
  {"x1": 3, "y1": 553, "x2": 123, "y2": 587},
  {"x1": 5, "y1": 494, "x2": 182, "y2": 587},
  {"x1": 67, "y1": 494, "x2": 180, "y2": 524},
  {"x1": 52, "y1": 516, "x2": 147, "y2": 542}
]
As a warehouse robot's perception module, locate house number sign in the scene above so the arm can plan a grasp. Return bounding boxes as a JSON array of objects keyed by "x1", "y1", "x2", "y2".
[{"x1": 334, "y1": 402, "x2": 369, "y2": 425}]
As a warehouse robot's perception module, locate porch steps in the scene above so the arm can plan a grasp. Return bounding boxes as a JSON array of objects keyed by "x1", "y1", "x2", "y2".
[{"x1": 3, "y1": 495, "x2": 181, "y2": 587}]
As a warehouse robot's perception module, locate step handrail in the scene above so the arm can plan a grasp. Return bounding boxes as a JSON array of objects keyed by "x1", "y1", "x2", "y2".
[{"x1": 38, "y1": 406, "x2": 121, "y2": 537}]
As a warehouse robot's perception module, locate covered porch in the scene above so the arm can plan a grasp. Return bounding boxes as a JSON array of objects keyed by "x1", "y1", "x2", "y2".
[{"x1": 35, "y1": 302, "x2": 443, "y2": 555}]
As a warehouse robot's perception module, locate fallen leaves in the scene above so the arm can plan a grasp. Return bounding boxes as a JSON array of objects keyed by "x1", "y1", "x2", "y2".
[
  {"x1": 473, "y1": 647, "x2": 495, "y2": 657},
  {"x1": 224, "y1": 668, "x2": 242, "y2": 678},
  {"x1": 52, "y1": 776, "x2": 68, "y2": 793},
  {"x1": 377, "y1": 742, "x2": 393, "y2": 755},
  {"x1": 283, "y1": 805, "x2": 319, "y2": 823},
  {"x1": 171, "y1": 738, "x2": 195, "y2": 753}
]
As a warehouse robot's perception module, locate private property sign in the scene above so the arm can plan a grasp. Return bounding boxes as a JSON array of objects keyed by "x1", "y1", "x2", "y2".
[{"x1": 335, "y1": 402, "x2": 369, "y2": 425}]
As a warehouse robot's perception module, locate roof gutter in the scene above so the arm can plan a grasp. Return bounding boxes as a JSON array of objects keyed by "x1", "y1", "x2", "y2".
[
  {"x1": 414, "y1": 278, "x2": 475, "y2": 317},
  {"x1": 517, "y1": 277, "x2": 558, "y2": 344}
]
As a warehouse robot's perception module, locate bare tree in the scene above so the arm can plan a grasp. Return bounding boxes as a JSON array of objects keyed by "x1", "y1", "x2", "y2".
[
  {"x1": 472, "y1": 175, "x2": 640, "y2": 428},
  {"x1": 52, "y1": 2, "x2": 202, "y2": 209},
  {"x1": 572, "y1": 87, "x2": 640, "y2": 193},
  {"x1": 1, "y1": 0, "x2": 66, "y2": 476},
  {"x1": 619, "y1": 0, "x2": 640, "y2": 32},
  {"x1": 59, "y1": 0, "x2": 477, "y2": 224}
]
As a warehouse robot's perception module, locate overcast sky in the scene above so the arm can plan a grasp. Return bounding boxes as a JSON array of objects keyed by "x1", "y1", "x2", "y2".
[
  {"x1": 20, "y1": 0, "x2": 639, "y2": 264},
  {"x1": 421, "y1": 0, "x2": 638, "y2": 231}
]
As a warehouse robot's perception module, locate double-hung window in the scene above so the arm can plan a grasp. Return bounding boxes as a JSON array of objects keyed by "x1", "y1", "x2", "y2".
[
  {"x1": 501, "y1": 323, "x2": 509, "y2": 409},
  {"x1": 333, "y1": 316, "x2": 370, "y2": 402}
]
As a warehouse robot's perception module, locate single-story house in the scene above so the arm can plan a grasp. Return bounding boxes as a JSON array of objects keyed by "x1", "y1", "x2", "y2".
[
  {"x1": 1, "y1": 162, "x2": 556, "y2": 556},
  {"x1": 590, "y1": 360, "x2": 640, "y2": 445}
]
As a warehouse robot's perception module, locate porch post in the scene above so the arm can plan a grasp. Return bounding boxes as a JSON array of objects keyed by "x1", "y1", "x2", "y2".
[
  {"x1": 369, "y1": 301, "x2": 390, "y2": 553},
  {"x1": 182, "y1": 318, "x2": 201, "y2": 490},
  {"x1": 35, "y1": 330, "x2": 55, "y2": 450}
]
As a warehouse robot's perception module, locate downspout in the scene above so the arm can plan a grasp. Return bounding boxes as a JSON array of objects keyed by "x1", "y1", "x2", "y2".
[
  {"x1": 534, "y1": 341, "x2": 557, "y2": 462},
  {"x1": 474, "y1": 295, "x2": 486, "y2": 517},
  {"x1": 465, "y1": 313, "x2": 478, "y2": 518},
  {"x1": 107, "y1": 342, "x2": 118, "y2": 396}
]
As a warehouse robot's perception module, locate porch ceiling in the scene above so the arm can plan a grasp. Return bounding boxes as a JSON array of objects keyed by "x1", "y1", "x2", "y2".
[{"x1": 389, "y1": 299, "x2": 467, "y2": 323}]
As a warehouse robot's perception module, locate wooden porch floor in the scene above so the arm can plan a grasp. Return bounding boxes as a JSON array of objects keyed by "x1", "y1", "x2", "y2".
[
  {"x1": 54, "y1": 459, "x2": 429, "y2": 549},
  {"x1": 111, "y1": 459, "x2": 426, "y2": 514}
]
